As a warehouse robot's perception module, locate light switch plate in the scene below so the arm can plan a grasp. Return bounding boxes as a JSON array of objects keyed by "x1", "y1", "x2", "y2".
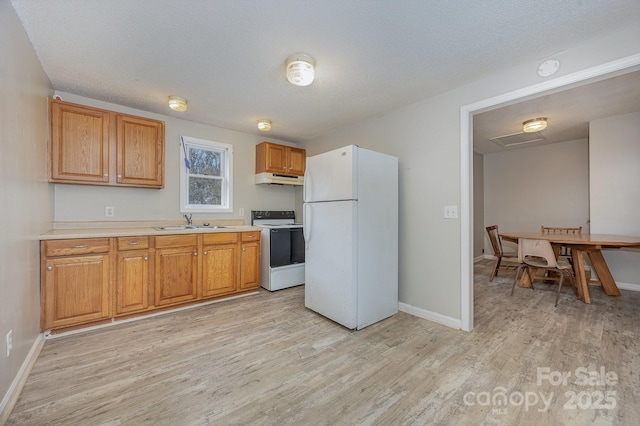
[{"x1": 444, "y1": 205, "x2": 458, "y2": 219}]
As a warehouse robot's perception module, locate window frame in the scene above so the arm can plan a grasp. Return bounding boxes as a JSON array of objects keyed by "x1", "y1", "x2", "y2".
[{"x1": 179, "y1": 136, "x2": 233, "y2": 213}]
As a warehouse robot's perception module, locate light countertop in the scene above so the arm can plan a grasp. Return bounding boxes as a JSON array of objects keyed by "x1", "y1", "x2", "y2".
[{"x1": 39, "y1": 220, "x2": 261, "y2": 240}]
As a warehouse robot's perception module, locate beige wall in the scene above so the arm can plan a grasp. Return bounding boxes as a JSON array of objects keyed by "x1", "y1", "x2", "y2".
[
  {"x1": 590, "y1": 111, "x2": 640, "y2": 286},
  {"x1": 52, "y1": 92, "x2": 300, "y2": 223},
  {"x1": 301, "y1": 23, "x2": 640, "y2": 325},
  {"x1": 0, "y1": 0, "x2": 53, "y2": 410},
  {"x1": 483, "y1": 139, "x2": 590, "y2": 254}
]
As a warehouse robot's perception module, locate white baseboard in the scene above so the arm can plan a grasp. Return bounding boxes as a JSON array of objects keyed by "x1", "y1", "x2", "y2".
[
  {"x1": 399, "y1": 302, "x2": 462, "y2": 330},
  {"x1": 0, "y1": 334, "x2": 45, "y2": 424},
  {"x1": 616, "y1": 282, "x2": 640, "y2": 292}
]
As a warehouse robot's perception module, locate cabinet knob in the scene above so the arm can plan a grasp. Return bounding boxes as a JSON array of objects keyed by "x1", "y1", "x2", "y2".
[
  {"x1": 128, "y1": 241, "x2": 140, "y2": 246},
  {"x1": 247, "y1": 235, "x2": 255, "y2": 238},
  {"x1": 194, "y1": 252, "x2": 198, "y2": 256},
  {"x1": 72, "y1": 245, "x2": 88, "y2": 249},
  {"x1": 117, "y1": 174, "x2": 122, "y2": 178},
  {"x1": 203, "y1": 251, "x2": 208, "y2": 255},
  {"x1": 47, "y1": 266, "x2": 53, "y2": 271},
  {"x1": 143, "y1": 256, "x2": 148, "y2": 261},
  {"x1": 243, "y1": 248, "x2": 246, "y2": 252},
  {"x1": 103, "y1": 173, "x2": 108, "y2": 177}
]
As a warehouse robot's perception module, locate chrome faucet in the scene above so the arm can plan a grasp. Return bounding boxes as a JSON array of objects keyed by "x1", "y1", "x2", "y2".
[{"x1": 183, "y1": 213, "x2": 193, "y2": 226}]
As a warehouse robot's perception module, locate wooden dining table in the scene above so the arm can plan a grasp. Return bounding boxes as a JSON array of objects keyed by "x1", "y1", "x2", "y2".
[{"x1": 499, "y1": 232, "x2": 640, "y2": 304}]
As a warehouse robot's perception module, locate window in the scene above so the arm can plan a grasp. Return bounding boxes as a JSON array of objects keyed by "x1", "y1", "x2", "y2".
[{"x1": 180, "y1": 136, "x2": 233, "y2": 212}]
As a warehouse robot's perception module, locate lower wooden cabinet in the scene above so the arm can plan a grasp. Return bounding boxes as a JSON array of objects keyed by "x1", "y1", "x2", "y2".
[
  {"x1": 240, "y1": 232, "x2": 261, "y2": 290},
  {"x1": 41, "y1": 239, "x2": 111, "y2": 330},
  {"x1": 41, "y1": 231, "x2": 261, "y2": 332},
  {"x1": 154, "y1": 235, "x2": 199, "y2": 307},
  {"x1": 116, "y1": 237, "x2": 151, "y2": 315},
  {"x1": 202, "y1": 233, "x2": 240, "y2": 298}
]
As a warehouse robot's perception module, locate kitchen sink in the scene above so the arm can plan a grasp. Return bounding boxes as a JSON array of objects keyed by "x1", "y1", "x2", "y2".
[
  {"x1": 153, "y1": 225, "x2": 195, "y2": 231},
  {"x1": 153, "y1": 225, "x2": 234, "y2": 231}
]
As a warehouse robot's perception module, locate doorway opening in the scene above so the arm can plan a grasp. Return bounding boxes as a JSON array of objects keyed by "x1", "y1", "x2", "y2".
[{"x1": 460, "y1": 54, "x2": 640, "y2": 332}]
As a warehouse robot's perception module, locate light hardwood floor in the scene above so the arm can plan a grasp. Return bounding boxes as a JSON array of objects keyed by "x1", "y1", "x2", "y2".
[{"x1": 7, "y1": 260, "x2": 640, "y2": 425}]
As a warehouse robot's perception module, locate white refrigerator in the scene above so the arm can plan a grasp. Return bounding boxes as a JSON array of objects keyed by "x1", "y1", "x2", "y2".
[{"x1": 303, "y1": 145, "x2": 398, "y2": 330}]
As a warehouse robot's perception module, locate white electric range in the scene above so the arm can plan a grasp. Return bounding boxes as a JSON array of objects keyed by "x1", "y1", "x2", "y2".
[{"x1": 251, "y1": 210, "x2": 305, "y2": 291}]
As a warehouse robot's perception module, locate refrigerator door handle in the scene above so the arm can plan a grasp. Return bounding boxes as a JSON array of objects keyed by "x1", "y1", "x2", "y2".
[
  {"x1": 303, "y1": 168, "x2": 310, "y2": 202},
  {"x1": 303, "y1": 203, "x2": 311, "y2": 249}
]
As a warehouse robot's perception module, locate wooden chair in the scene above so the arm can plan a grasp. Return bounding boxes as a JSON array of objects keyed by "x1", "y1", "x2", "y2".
[
  {"x1": 485, "y1": 225, "x2": 518, "y2": 282},
  {"x1": 511, "y1": 238, "x2": 577, "y2": 306},
  {"x1": 541, "y1": 226, "x2": 582, "y2": 235},
  {"x1": 541, "y1": 226, "x2": 582, "y2": 258}
]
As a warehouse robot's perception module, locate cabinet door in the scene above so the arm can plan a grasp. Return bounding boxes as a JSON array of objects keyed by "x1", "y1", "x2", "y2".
[
  {"x1": 264, "y1": 143, "x2": 287, "y2": 173},
  {"x1": 116, "y1": 250, "x2": 150, "y2": 315},
  {"x1": 240, "y1": 241, "x2": 261, "y2": 290},
  {"x1": 287, "y1": 147, "x2": 306, "y2": 176},
  {"x1": 116, "y1": 114, "x2": 164, "y2": 188},
  {"x1": 202, "y1": 243, "x2": 240, "y2": 297},
  {"x1": 42, "y1": 254, "x2": 111, "y2": 330},
  {"x1": 49, "y1": 100, "x2": 110, "y2": 183},
  {"x1": 155, "y1": 246, "x2": 198, "y2": 306}
]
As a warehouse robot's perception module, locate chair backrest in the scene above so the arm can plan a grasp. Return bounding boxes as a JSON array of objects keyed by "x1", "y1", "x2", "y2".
[
  {"x1": 519, "y1": 238, "x2": 559, "y2": 268},
  {"x1": 541, "y1": 226, "x2": 582, "y2": 235},
  {"x1": 486, "y1": 225, "x2": 503, "y2": 256}
]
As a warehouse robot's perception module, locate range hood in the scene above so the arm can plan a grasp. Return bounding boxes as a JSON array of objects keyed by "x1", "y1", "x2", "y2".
[{"x1": 255, "y1": 172, "x2": 303, "y2": 186}]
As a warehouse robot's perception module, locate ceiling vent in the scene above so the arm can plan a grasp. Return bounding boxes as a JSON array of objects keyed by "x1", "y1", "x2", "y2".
[{"x1": 489, "y1": 131, "x2": 545, "y2": 148}]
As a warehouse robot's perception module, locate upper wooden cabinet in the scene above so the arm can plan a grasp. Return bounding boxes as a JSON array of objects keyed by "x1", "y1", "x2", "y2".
[
  {"x1": 49, "y1": 99, "x2": 165, "y2": 188},
  {"x1": 49, "y1": 100, "x2": 111, "y2": 184},
  {"x1": 116, "y1": 115, "x2": 164, "y2": 186},
  {"x1": 256, "y1": 141, "x2": 306, "y2": 176}
]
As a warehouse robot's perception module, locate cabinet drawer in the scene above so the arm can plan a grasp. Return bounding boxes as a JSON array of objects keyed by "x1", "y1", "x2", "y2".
[
  {"x1": 44, "y1": 238, "x2": 110, "y2": 257},
  {"x1": 117, "y1": 236, "x2": 150, "y2": 250},
  {"x1": 242, "y1": 231, "x2": 261, "y2": 242},
  {"x1": 155, "y1": 234, "x2": 198, "y2": 249},
  {"x1": 203, "y1": 232, "x2": 239, "y2": 245}
]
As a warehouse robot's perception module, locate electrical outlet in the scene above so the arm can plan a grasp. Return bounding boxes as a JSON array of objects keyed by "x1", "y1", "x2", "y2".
[
  {"x1": 239, "y1": 208, "x2": 244, "y2": 217},
  {"x1": 6, "y1": 330, "x2": 12, "y2": 357},
  {"x1": 105, "y1": 206, "x2": 115, "y2": 217},
  {"x1": 444, "y1": 205, "x2": 458, "y2": 219}
]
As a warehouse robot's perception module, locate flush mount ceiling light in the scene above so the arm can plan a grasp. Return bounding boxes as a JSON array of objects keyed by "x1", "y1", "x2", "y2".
[
  {"x1": 257, "y1": 119, "x2": 272, "y2": 131},
  {"x1": 168, "y1": 96, "x2": 188, "y2": 112},
  {"x1": 523, "y1": 117, "x2": 548, "y2": 133},
  {"x1": 286, "y1": 53, "x2": 315, "y2": 86}
]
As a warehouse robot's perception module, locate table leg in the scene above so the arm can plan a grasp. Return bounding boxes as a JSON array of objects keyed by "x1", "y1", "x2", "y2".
[
  {"x1": 587, "y1": 250, "x2": 621, "y2": 296},
  {"x1": 572, "y1": 249, "x2": 589, "y2": 304},
  {"x1": 518, "y1": 266, "x2": 536, "y2": 288}
]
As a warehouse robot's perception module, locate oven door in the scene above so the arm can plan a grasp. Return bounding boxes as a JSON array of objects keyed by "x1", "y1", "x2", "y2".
[
  {"x1": 291, "y1": 228, "x2": 305, "y2": 264},
  {"x1": 269, "y1": 228, "x2": 292, "y2": 267},
  {"x1": 269, "y1": 227, "x2": 305, "y2": 267}
]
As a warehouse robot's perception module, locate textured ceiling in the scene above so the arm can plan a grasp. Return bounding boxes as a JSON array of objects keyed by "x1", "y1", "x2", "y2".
[
  {"x1": 10, "y1": 0, "x2": 640, "y2": 143},
  {"x1": 474, "y1": 70, "x2": 640, "y2": 154}
]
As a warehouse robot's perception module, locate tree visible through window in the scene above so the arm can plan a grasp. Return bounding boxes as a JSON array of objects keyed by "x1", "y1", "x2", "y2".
[{"x1": 180, "y1": 136, "x2": 233, "y2": 212}]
